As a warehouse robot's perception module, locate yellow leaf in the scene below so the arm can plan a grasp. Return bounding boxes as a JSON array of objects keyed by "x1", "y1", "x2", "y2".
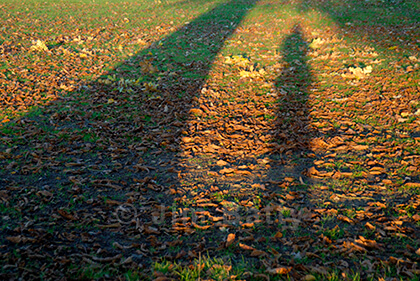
[
  {"x1": 239, "y1": 70, "x2": 250, "y2": 78},
  {"x1": 309, "y1": 37, "x2": 325, "y2": 49},
  {"x1": 303, "y1": 275, "x2": 316, "y2": 281},
  {"x1": 224, "y1": 55, "x2": 250, "y2": 67},
  {"x1": 107, "y1": 98, "x2": 115, "y2": 104},
  {"x1": 30, "y1": 40, "x2": 48, "y2": 52}
]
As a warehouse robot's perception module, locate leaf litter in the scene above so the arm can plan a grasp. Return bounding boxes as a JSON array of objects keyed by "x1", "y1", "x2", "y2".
[{"x1": 0, "y1": 0, "x2": 419, "y2": 280}]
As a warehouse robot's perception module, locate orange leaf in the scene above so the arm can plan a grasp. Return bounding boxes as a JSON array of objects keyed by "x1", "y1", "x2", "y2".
[
  {"x1": 405, "y1": 182, "x2": 420, "y2": 188},
  {"x1": 337, "y1": 215, "x2": 355, "y2": 225},
  {"x1": 365, "y1": 222, "x2": 376, "y2": 230},
  {"x1": 412, "y1": 214, "x2": 420, "y2": 221},
  {"x1": 267, "y1": 266, "x2": 292, "y2": 275},
  {"x1": 241, "y1": 222, "x2": 254, "y2": 228},
  {"x1": 191, "y1": 222, "x2": 211, "y2": 230},
  {"x1": 274, "y1": 231, "x2": 283, "y2": 239},
  {"x1": 239, "y1": 243, "x2": 255, "y2": 251},
  {"x1": 226, "y1": 233, "x2": 235, "y2": 247},
  {"x1": 189, "y1": 108, "x2": 203, "y2": 115}
]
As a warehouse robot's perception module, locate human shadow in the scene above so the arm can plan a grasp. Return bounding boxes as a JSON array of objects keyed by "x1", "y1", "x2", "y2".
[
  {"x1": 85, "y1": 0, "x2": 259, "y2": 160},
  {"x1": 267, "y1": 24, "x2": 313, "y2": 182},
  {"x1": 0, "y1": 0, "x2": 259, "y2": 278}
]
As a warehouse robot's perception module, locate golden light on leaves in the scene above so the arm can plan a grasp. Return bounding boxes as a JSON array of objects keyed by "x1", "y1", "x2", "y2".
[
  {"x1": 341, "y1": 65, "x2": 372, "y2": 79},
  {"x1": 1, "y1": 0, "x2": 420, "y2": 279},
  {"x1": 226, "y1": 233, "x2": 235, "y2": 247},
  {"x1": 30, "y1": 39, "x2": 48, "y2": 52},
  {"x1": 309, "y1": 37, "x2": 325, "y2": 49},
  {"x1": 224, "y1": 55, "x2": 250, "y2": 67}
]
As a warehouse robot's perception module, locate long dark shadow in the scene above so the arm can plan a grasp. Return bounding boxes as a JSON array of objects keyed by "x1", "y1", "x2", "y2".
[
  {"x1": 267, "y1": 24, "x2": 313, "y2": 182},
  {"x1": 86, "y1": 0, "x2": 259, "y2": 205},
  {"x1": 0, "y1": 0, "x2": 259, "y2": 277},
  {"x1": 87, "y1": 0, "x2": 259, "y2": 165},
  {"x1": 256, "y1": 23, "x2": 317, "y2": 273},
  {"x1": 299, "y1": 0, "x2": 420, "y2": 51}
]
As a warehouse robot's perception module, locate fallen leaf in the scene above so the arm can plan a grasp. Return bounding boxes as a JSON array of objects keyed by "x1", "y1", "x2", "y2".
[
  {"x1": 58, "y1": 209, "x2": 77, "y2": 220},
  {"x1": 309, "y1": 37, "x2": 325, "y2": 49},
  {"x1": 365, "y1": 222, "x2": 376, "y2": 230},
  {"x1": 226, "y1": 233, "x2": 235, "y2": 247},
  {"x1": 267, "y1": 267, "x2": 292, "y2": 275},
  {"x1": 338, "y1": 215, "x2": 355, "y2": 225},
  {"x1": 355, "y1": 236, "x2": 383, "y2": 250},
  {"x1": 30, "y1": 39, "x2": 48, "y2": 52},
  {"x1": 216, "y1": 160, "x2": 228, "y2": 166},
  {"x1": 6, "y1": 236, "x2": 35, "y2": 244},
  {"x1": 250, "y1": 249, "x2": 268, "y2": 257},
  {"x1": 412, "y1": 214, "x2": 420, "y2": 221},
  {"x1": 274, "y1": 231, "x2": 283, "y2": 239},
  {"x1": 189, "y1": 108, "x2": 203, "y2": 115},
  {"x1": 219, "y1": 167, "x2": 235, "y2": 174},
  {"x1": 239, "y1": 243, "x2": 255, "y2": 251},
  {"x1": 303, "y1": 275, "x2": 316, "y2": 281}
]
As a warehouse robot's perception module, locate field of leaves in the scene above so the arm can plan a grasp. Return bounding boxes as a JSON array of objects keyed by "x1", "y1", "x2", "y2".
[{"x1": 0, "y1": 0, "x2": 419, "y2": 280}]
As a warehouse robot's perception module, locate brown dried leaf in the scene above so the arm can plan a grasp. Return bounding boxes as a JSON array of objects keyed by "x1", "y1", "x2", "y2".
[
  {"x1": 355, "y1": 236, "x2": 383, "y2": 250},
  {"x1": 250, "y1": 249, "x2": 268, "y2": 257},
  {"x1": 58, "y1": 209, "x2": 77, "y2": 220}
]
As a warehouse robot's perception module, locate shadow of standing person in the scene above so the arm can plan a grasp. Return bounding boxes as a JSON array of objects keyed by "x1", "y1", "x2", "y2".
[
  {"x1": 268, "y1": 24, "x2": 313, "y2": 182},
  {"x1": 0, "y1": 0, "x2": 261, "y2": 276}
]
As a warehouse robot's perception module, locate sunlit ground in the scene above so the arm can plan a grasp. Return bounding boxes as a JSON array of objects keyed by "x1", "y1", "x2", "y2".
[{"x1": 0, "y1": 0, "x2": 419, "y2": 280}]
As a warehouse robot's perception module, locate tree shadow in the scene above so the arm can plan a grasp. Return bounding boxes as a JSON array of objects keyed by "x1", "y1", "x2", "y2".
[{"x1": 299, "y1": 0, "x2": 420, "y2": 51}]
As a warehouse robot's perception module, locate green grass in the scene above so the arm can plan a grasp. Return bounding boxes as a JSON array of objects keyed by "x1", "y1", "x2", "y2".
[
  {"x1": 154, "y1": 255, "x2": 246, "y2": 281},
  {"x1": 0, "y1": 0, "x2": 419, "y2": 280}
]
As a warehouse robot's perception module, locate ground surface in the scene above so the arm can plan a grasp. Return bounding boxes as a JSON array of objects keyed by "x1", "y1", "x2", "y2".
[{"x1": 0, "y1": 0, "x2": 420, "y2": 280}]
